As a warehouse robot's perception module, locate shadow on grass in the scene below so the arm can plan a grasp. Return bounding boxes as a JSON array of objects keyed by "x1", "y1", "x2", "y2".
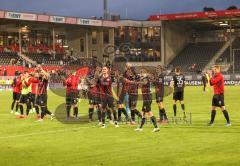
[{"x1": 55, "y1": 103, "x2": 95, "y2": 124}]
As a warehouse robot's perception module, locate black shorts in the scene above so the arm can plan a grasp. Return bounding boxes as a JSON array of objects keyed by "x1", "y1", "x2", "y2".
[
  {"x1": 36, "y1": 94, "x2": 48, "y2": 106},
  {"x1": 20, "y1": 94, "x2": 29, "y2": 104},
  {"x1": 142, "y1": 100, "x2": 152, "y2": 112},
  {"x1": 129, "y1": 95, "x2": 138, "y2": 108},
  {"x1": 29, "y1": 93, "x2": 37, "y2": 105},
  {"x1": 13, "y1": 92, "x2": 21, "y2": 101},
  {"x1": 173, "y1": 91, "x2": 184, "y2": 101},
  {"x1": 101, "y1": 96, "x2": 115, "y2": 109},
  {"x1": 156, "y1": 92, "x2": 164, "y2": 103},
  {"x1": 66, "y1": 92, "x2": 79, "y2": 105},
  {"x1": 212, "y1": 94, "x2": 225, "y2": 107},
  {"x1": 88, "y1": 93, "x2": 100, "y2": 105}
]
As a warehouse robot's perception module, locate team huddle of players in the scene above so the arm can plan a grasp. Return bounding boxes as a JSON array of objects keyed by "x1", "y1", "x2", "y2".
[
  {"x1": 10, "y1": 64, "x2": 231, "y2": 132},
  {"x1": 63, "y1": 65, "x2": 187, "y2": 132},
  {"x1": 11, "y1": 65, "x2": 54, "y2": 122}
]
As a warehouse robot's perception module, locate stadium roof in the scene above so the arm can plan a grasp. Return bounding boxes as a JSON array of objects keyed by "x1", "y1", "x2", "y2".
[
  {"x1": 0, "y1": 10, "x2": 118, "y2": 28},
  {"x1": 149, "y1": 9, "x2": 240, "y2": 21}
]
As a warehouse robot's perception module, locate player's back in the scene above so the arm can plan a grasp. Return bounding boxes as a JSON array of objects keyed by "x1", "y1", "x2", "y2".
[
  {"x1": 141, "y1": 76, "x2": 152, "y2": 100},
  {"x1": 155, "y1": 74, "x2": 165, "y2": 93},
  {"x1": 173, "y1": 74, "x2": 185, "y2": 93}
]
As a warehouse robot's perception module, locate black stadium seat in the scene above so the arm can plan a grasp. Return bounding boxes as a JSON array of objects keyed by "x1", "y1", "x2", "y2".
[{"x1": 169, "y1": 42, "x2": 225, "y2": 72}]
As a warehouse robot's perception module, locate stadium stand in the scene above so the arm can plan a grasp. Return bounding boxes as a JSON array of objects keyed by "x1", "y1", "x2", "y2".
[
  {"x1": 233, "y1": 50, "x2": 240, "y2": 72},
  {"x1": 25, "y1": 53, "x2": 66, "y2": 65},
  {"x1": 114, "y1": 54, "x2": 160, "y2": 62},
  {"x1": 0, "y1": 52, "x2": 19, "y2": 65},
  {"x1": 169, "y1": 41, "x2": 225, "y2": 72},
  {"x1": 217, "y1": 37, "x2": 240, "y2": 63}
]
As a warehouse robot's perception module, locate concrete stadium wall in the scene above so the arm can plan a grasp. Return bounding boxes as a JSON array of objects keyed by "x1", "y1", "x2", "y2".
[
  {"x1": 66, "y1": 27, "x2": 114, "y2": 62},
  {"x1": 163, "y1": 22, "x2": 192, "y2": 65},
  {"x1": 195, "y1": 30, "x2": 226, "y2": 42}
]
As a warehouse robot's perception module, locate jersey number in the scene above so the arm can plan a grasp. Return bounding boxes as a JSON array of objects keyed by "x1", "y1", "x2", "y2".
[{"x1": 177, "y1": 77, "x2": 184, "y2": 87}]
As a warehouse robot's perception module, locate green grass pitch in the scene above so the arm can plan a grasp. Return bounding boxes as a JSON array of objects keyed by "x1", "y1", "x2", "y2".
[{"x1": 0, "y1": 86, "x2": 240, "y2": 166}]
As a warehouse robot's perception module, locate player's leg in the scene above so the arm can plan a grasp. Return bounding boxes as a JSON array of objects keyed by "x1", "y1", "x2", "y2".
[
  {"x1": 18, "y1": 95, "x2": 25, "y2": 117},
  {"x1": 38, "y1": 95, "x2": 48, "y2": 120},
  {"x1": 148, "y1": 111, "x2": 160, "y2": 132},
  {"x1": 130, "y1": 96, "x2": 141, "y2": 124},
  {"x1": 73, "y1": 104, "x2": 78, "y2": 119},
  {"x1": 124, "y1": 93, "x2": 130, "y2": 115},
  {"x1": 129, "y1": 95, "x2": 135, "y2": 122},
  {"x1": 173, "y1": 100, "x2": 177, "y2": 117},
  {"x1": 100, "y1": 103, "x2": 107, "y2": 128},
  {"x1": 179, "y1": 100, "x2": 186, "y2": 118},
  {"x1": 96, "y1": 104, "x2": 102, "y2": 123},
  {"x1": 14, "y1": 93, "x2": 21, "y2": 115},
  {"x1": 133, "y1": 95, "x2": 141, "y2": 119},
  {"x1": 118, "y1": 94, "x2": 129, "y2": 121},
  {"x1": 35, "y1": 95, "x2": 41, "y2": 118},
  {"x1": 38, "y1": 95, "x2": 53, "y2": 121},
  {"x1": 137, "y1": 101, "x2": 148, "y2": 130},
  {"x1": 173, "y1": 91, "x2": 178, "y2": 117},
  {"x1": 219, "y1": 94, "x2": 230, "y2": 125},
  {"x1": 26, "y1": 94, "x2": 31, "y2": 116},
  {"x1": 136, "y1": 111, "x2": 146, "y2": 131},
  {"x1": 19, "y1": 95, "x2": 28, "y2": 117},
  {"x1": 31, "y1": 94, "x2": 37, "y2": 114},
  {"x1": 15, "y1": 100, "x2": 20, "y2": 115},
  {"x1": 209, "y1": 95, "x2": 219, "y2": 125},
  {"x1": 28, "y1": 93, "x2": 34, "y2": 114},
  {"x1": 11, "y1": 92, "x2": 16, "y2": 113},
  {"x1": 88, "y1": 104, "x2": 94, "y2": 121},
  {"x1": 158, "y1": 102, "x2": 163, "y2": 122},
  {"x1": 45, "y1": 106, "x2": 53, "y2": 116},
  {"x1": 31, "y1": 94, "x2": 36, "y2": 113},
  {"x1": 66, "y1": 93, "x2": 72, "y2": 120},
  {"x1": 117, "y1": 104, "x2": 123, "y2": 121},
  {"x1": 146, "y1": 100, "x2": 159, "y2": 131},
  {"x1": 203, "y1": 83, "x2": 206, "y2": 92},
  {"x1": 106, "y1": 97, "x2": 113, "y2": 121},
  {"x1": 221, "y1": 106, "x2": 231, "y2": 126},
  {"x1": 106, "y1": 108, "x2": 113, "y2": 122},
  {"x1": 158, "y1": 101, "x2": 168, "y2": 122},
  {"x1": 88, "y1": 93, "x2": 94, "y2": 121},
  {"x1": 35, "y1": 104, "x2": 40, "y2": 118},
  {"x1": 208, "y1": 106, "x2": 216, "y2": 125},
  {"x1": 39, "y1": 105, "x2": 47, "y2": 120},
  {"x1": 112, "y1": 106, "x2": 119, "y2": 127},
  {"x1": 72, "y1": 93, "x2": 79, "y2": 119},
  {"x1": 108, "y1": 97, "x2": 118, "y2": 127},
  {"x1": 117, "y1": 95, "x2": 123, "y2": 120},
  {"x1": 119, "y1": 104, "x2": 129, "y2": 122}
]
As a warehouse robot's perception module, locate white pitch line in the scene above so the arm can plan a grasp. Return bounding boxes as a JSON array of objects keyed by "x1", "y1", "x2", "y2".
[{"x1": 0, "y1": 126, "x2": 93, "y2": 140}]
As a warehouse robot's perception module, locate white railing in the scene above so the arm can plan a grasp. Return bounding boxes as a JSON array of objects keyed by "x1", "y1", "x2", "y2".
[{"x1": 18, "y1": 52, "x2": 37, "y2": 66}]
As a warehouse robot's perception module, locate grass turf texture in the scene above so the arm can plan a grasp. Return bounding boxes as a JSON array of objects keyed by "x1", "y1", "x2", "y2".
[{"x1": 0, "y1": 86, "x2": 240, "y2": 166}]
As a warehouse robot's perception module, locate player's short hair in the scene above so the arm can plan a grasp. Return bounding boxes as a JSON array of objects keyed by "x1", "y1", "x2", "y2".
[
  {"x1": 102, "y1": 66, "x2": 110, "y2": 72},
  {"x1": 175, "y1": 66, "x2": 181, "y2": 73},
  {"x1": 102, "y1": 65, "x2": 109, "y2": 69}
]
